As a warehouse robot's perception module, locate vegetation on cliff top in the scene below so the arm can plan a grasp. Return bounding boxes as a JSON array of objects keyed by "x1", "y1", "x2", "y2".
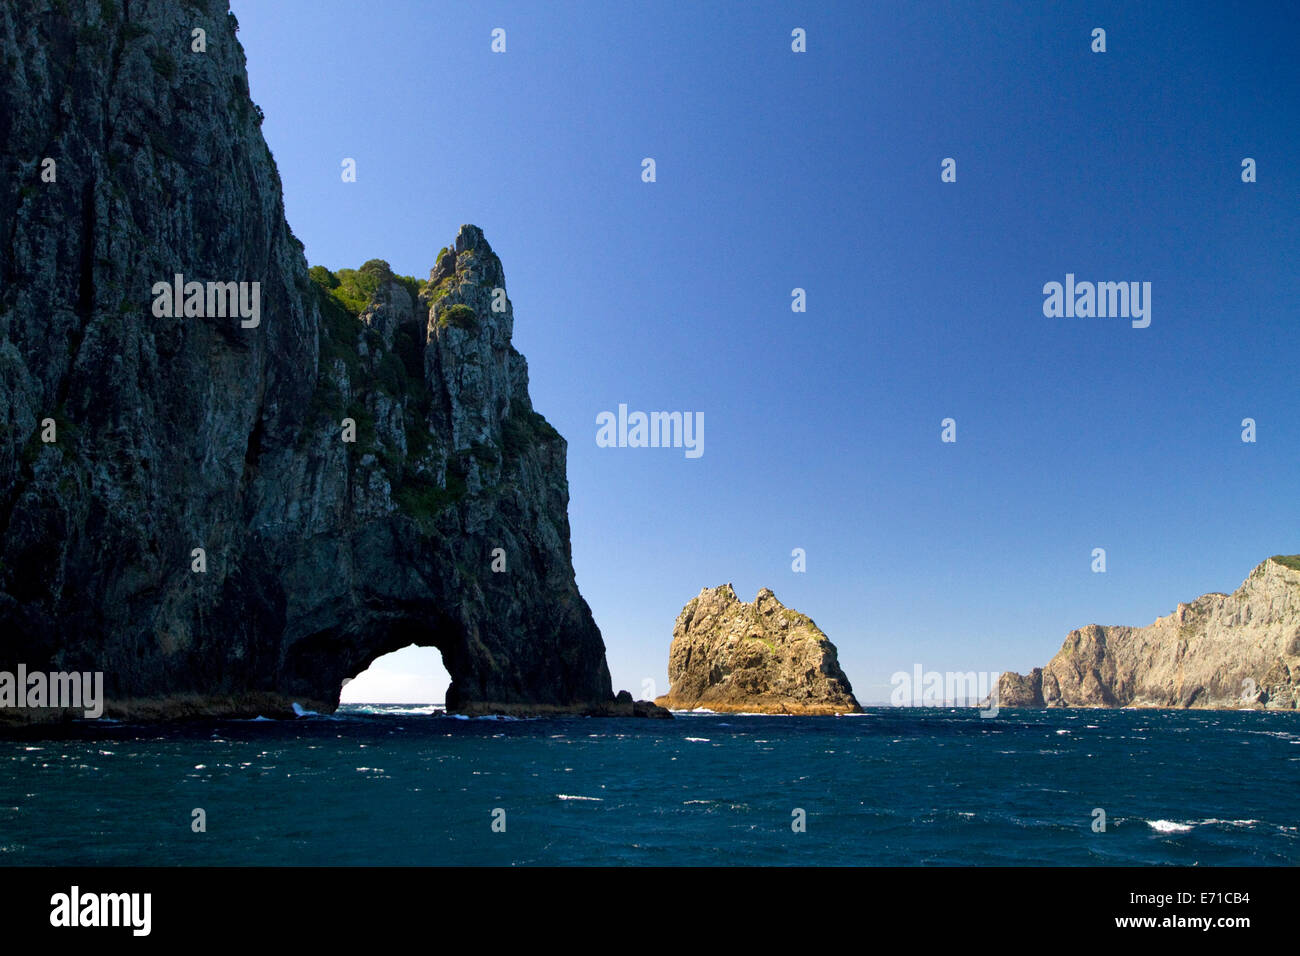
[
  {"x1": 309, "y1": 260, "x2": 422, "y2": 318},
  {"x1": 306, "y1": 262, "x2": 471, "y2": 527},
  {"x1": 303, "y1": 255, "x2": 557, "y2": 530}
]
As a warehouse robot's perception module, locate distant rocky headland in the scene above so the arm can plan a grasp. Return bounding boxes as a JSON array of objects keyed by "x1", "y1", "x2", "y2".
[
  {"x1": 655, "y1": 586, "x2": 860, "y2": 715},
  {"x1": 0, "y1": 0, "x2": 666, "y2": 723},
  {"x1": 999, "y1": 556, "x2": 1300, "y2": 710}
]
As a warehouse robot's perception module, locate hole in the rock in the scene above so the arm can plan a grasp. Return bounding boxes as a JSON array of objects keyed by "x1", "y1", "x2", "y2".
[{"x1": 340, "y1": 644, "x2": 451, "y2": 709}]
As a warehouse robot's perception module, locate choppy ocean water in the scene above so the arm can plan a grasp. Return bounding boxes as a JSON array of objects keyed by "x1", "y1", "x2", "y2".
[{"x1": 1, "y1": 706, "x2": 1296, "y2": 866}]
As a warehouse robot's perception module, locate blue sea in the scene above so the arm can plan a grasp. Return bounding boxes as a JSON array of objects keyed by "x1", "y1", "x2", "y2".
[{"x1": 1, "y1": 706, "x2": 1296, "y2": 865}]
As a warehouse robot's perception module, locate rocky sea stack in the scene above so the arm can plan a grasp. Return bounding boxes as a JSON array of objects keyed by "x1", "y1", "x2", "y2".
[
  {"x1": 655, "y1": 585, "x2": 860, "y2": 715},
  {"x1": 0, "y1": 0, "x2": 661, "y2": 722},
  {"x1": 999, "y1": 556, "x2": 1300, "y2": 710}
]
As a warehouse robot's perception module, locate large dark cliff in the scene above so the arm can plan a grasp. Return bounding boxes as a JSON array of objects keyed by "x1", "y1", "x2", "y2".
[{"x1": 0, "y1": 0, "x2": 620, "y2": 719}]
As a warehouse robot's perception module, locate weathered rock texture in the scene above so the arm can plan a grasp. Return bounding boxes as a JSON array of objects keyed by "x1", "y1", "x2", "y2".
[
  {"x1": 655, "y1": 586, "x2": 860, "y2": 714},
  {"x1": 999, "y1": 556, "x2": 1300, "y2": 710},
  {"x1": 0, "y1": 0, "x2": 630, "y2": 721}
]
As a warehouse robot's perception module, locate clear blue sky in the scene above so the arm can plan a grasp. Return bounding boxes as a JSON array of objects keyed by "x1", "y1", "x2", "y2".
[{"x1": 231, "y1": 0, "x2": 1300, "y2": 704}]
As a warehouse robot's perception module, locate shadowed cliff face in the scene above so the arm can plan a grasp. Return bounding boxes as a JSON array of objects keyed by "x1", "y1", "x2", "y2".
[
  {"x1": 0, "y1": 0, "x2": 614, "y2": 719},
  {"x1": 999, "y1": 557, "x2": 1300, "y2": 710}
]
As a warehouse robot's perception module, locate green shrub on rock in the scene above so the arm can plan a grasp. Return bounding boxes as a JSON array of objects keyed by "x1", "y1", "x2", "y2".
[{"x1": 438, "y1": 303, "x2": 478, "y2": 331}]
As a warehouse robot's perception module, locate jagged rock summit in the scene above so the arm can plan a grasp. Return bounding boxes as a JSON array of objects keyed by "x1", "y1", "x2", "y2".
[
  {"x1": 0, "y1": 0, "x2": 667, "y2": 721},
  {"x1": 999, "y1": 556, "x2": 1300, "y2": 710},
  {"x1": 655, "y1": 585, "x2": 860, "y2": 715}
]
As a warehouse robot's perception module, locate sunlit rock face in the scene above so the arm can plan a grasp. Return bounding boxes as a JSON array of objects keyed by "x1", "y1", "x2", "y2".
[
  {"x1": 999, "y1": 557, "x2": 1300, "y2": 710},
  {"x1": 656, "y1": 585, "x2": 861, "y2": 715}
]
